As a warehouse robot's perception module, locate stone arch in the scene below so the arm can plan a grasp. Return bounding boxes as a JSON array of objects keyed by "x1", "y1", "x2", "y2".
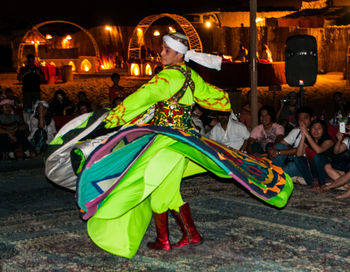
[
  {"x1": 128, "y1": 13, "x2": 202, "y2": 60},
  {"x1": 17, "y1": 20, "x2": 100, "y2": 69}
]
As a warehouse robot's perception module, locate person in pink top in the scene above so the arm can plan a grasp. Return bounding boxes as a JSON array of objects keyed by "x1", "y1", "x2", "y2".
[{"x1": 247, "y1": 105, "x2": 284, "y2": 156}]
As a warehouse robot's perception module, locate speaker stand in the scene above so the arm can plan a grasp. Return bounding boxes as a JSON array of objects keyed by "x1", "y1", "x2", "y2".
[{"x1": 299, "y1": 86, "x2": 305, "y2": 107}]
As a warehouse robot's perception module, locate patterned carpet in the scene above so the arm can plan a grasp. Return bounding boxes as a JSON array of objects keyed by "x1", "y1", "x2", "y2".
[{"x1": 1, "y1": 167, "x2": 350, "y2": 271}]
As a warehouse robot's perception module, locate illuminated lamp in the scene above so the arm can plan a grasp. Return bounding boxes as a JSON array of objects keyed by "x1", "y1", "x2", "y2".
[
  {"x1": 46, "y1": 34, "x2": 52, "y2": 40},
  {"x1": 145, "y1": 63, "x2": 152, "y2": 76},
  {"x1": 81, "y1": 59, "x2": 92, "y2": 72},
  {"x1": 105, "y1": 25, "x2": 112, "y2": 31},
  {"x1": 68, "y1": 61, "x2": 76, "y2": 72},
  {"x1": 204, "y1": 21, "x2": 212, "y2": 28},
  {"x1": 65, "y1": 35, "x2": 72, "y2": 40},
  {"x1": 169, "y1": 26, "x2": 176, "y2": 33},
  {"x1": 153, "y1": 30, "x2": 160, "y2": 36},
  {"x1": 130, "y1": 63, "x2": 140, "y2": 76}
]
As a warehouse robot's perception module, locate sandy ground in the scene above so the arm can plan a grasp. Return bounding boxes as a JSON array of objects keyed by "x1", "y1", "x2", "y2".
[{"x1": 1, "y1": 71, "x2": 350, "y2": 117}]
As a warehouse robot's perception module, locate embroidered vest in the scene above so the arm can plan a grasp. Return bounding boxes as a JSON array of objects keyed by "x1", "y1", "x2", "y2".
[{"x1": 153, "y1": 65, "x2": 195, "y2": 130}]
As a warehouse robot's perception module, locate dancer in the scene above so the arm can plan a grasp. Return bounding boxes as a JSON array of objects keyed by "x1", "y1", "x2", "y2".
[{"x1": 47, "y1": 32, "x2": 293, "y2": 259}]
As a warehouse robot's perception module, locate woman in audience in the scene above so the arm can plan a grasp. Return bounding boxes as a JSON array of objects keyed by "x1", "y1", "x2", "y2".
[
  {"x1": 28, "y1": 100, "x2": 56, "y2": 155},
  {"x1": 0, "y1": 99, "x2": 31, "y2": 159},
  {"x1": 49, "y1": 89, "x2": 75, "y2": 116},
  {"x1": 295, "y1": 119, "x2": 334, "y2": 189},
  {"x1": 247, "y1": 105, "x2": 284, "y2": 156}
]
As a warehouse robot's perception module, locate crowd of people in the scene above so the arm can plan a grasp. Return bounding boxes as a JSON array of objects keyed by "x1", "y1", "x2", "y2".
[
  {"x1": 0, "y1": 71, "x2": 128, "y2": 160},
  {"x1": 191, "y1": 90, "x2": 350, "y2": 199}
]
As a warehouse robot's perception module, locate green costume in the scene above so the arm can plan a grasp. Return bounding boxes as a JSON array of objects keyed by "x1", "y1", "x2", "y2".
[{"x1": 75, "y1": 63, "x2": 293, "y2": 258}]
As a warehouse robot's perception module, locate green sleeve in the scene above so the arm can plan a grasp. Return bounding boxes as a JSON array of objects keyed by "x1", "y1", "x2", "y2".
[
  {"x1": 192, "y1": 70, "x2": 231, "y2": 112},
  {"x1": 105, "y1": 69, "x2": 183, "y2": 128}
]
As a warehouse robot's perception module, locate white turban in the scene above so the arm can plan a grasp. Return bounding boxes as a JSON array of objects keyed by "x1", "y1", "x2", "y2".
[{"x1": 162, "y1": 34, "x2": 222, "y2": 71}]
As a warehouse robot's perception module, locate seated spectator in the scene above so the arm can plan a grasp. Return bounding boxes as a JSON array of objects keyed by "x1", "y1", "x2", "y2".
[
  {"x1": 27, "y1": 100, "x2": 56, "y2": 155},
  {"x1": 259, "y1": 44, "x2": 273, "y2": 63},
  {"x1": 191, "y1": 104, "x2": 206, "y2": 135},
  {"x1": 247, "y1": 105, "x2": 284, "y2": 155},
  {"x1": 267, "y1": 106, "x2": 313, "y2": 178},
  {"x1": 76, "y1": 91, "x2": 92, "y2": 112},
  {"x1": 112, "y1": 97, "x2": 123, "y2": 108},
  {"x1": 277, "y1": 91, "x2": 299, "y2": 134},
  {"x1": 109, "y1": 73, "x2": 126, "y2": 104},
  {"x1": 207, "y1": 111, "x2": 250, "y2": 151},
  {"x1": 239, "y1": 90, "x2": 263, "y2": 130},
  {"x1": 295, "y1": 119, "x2": 334, "y2": 189},
  {"x1": 4, "y1": 88, "x2": 21, "y2": 110},
  {"x1": 320, "y1": 171, "x2": 350, "y2": 199},
  {"x1": 100, "y1": 98, "x2": 111, "y2": 110},
  {"x1": 0, "y1": 99, "x2": 32, "y2": 159},
  {"x1": 49, "y1": 89, "x2": 75, "y2": 116},
  {"x1": 76, "y1": 102, "x2": 90, "y2": 116},
  {"x1": 328, "y1": 91, "x2": 350, "y2": 124},
  {"x1": 321, "y1": 129, "x2": 350, "y2": 197}
]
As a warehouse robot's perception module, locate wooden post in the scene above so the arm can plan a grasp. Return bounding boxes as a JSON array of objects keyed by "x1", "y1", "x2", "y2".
[{"x1": 250, "y1": 0, "x2": 258, "y2": 129}]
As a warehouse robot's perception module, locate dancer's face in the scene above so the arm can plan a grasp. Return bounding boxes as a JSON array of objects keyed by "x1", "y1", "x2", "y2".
[{"x1": 161, "y1": 42, "x2": 183, "y2": 66}]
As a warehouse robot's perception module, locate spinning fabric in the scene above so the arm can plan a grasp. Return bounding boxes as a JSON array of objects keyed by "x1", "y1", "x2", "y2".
[{"x1": 76, "y1": 125, "x2": 293, "y2": 258}]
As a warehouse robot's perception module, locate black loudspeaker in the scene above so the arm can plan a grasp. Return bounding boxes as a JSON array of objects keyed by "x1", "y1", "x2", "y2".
[{"x1": 285, "y1": 35, "x2": 317, "y2": 86}]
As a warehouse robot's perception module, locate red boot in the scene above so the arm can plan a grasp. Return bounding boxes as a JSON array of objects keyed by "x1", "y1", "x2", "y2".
[
  {"x1": 170, "y1": 203, "x2": 202, "y2": 248},
  {"x1": 147, "y1": 211, "x2": 171, "y2": 251}
]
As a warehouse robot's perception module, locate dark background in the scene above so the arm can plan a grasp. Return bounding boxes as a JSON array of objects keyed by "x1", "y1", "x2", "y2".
[{"x1": 1, "y1": 0, "x2": 301, "y2": 31}]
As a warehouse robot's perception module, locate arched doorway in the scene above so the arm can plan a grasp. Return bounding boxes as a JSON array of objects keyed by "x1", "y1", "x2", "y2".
[
  {"x1": 128, "y1": 13, "x2": 202, "y2": 60},
  {"x1": 17, "y1": 20, "x2": 100, "y2": 71}
]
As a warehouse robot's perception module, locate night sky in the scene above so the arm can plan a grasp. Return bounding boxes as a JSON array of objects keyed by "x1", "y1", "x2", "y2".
[{"x1": 1, "y1": 0, "x2": 301, "y2": 32}]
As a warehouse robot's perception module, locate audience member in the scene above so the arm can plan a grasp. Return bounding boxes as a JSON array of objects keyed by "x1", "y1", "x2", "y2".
[
  {"x1": 49, "y1": 89, "x2": 75, "y2": 116},
  {"x1": 76, "y1": 91, "x2": 92, "y2": 112},
  {"x1": 207, "y1": 111, "x2": 250, "y2": 151},
  {"x1": 267, "y1": 106, "x2": 313, "y2": 178},
  {"x1": 235, "y1": 44, "x2": 248, "y2": 62},
  {"x1": 112, "y1": 97, "x2": 123, "y2": 108},
  {"x1": 109, "y1": 73, "x2": 125, "y2": 104},
  {"x1": 17, "y1": 54, "x2": 45, "y2": 112},
  {"x1": 247, "y1": 105, "x2": 284, "y2": 155},
  {"x1": 259, "y1": 44, "x2": 273, "y2": 63},
  {"x1": 0, "y1": 99, "x2": 32, "y2": 159},
  {"x1": 239, "y1": 90, "x2": 263, "y2": 130},
  {"x1": 295, "y1": 119, "x2": 334, "y2": 189},
  {"x1": 100, "y1": 99, "x2": 111, "y2": 109},
  {"x1": 4, "y1": 88, "x2": 21, "y2": 110},
  {"x1": 76, "y1": 102, "x2": 90, "y2": 116},
  {"x1": 277, "y1": 91, "x2": 299, "y2": 134},
  {"x1": 27, "y1": 100, "x2": 56, "y2": 155},
  {"x1": 191, "y1": 104, "x2": 206, "y2": 135},
  {"x1": 321, "y1": 129, "x2": 350, "y2": 197},
  {"x1": 328, "y1": 91, "x2": 349, "y2": 124}
]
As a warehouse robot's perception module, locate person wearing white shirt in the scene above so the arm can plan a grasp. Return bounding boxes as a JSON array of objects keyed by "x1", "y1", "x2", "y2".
[
  {"x1": 27, "y1": 100, "x2": 56, "y2": 154},
  {"x1": 207, "y1": 111, "x2": 250, "y2": 151}
]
